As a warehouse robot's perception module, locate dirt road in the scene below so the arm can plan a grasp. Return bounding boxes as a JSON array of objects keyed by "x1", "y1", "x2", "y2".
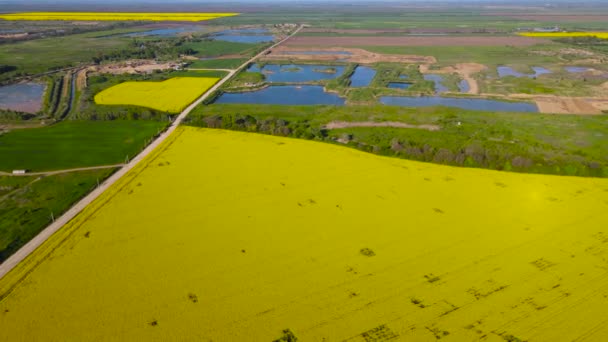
[
  {"x1": 0, "y1": 164, "x2": 124, "y2": 177},
  {"x1": 0, "y1": 25, "x2": 304, "y2": 280}
]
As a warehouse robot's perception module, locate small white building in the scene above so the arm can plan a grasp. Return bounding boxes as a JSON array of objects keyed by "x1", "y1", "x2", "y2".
[{"x1": 12, "y1": 170, "x2": 27, "y2": 175}]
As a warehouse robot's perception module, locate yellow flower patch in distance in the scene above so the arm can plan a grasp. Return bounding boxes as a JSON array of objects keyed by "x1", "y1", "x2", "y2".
[{"x1": 0, "y1": 12, "x2": 238, "y2": 22}]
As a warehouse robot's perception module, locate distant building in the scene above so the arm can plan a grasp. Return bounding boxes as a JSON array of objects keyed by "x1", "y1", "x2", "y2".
[{"x1": 12, "y1": 170, "x2": 27, "y2": 175}]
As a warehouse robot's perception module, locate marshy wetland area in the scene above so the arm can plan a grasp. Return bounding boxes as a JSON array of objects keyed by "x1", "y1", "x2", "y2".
[{"x1": 1, "y1": 1, "x2": 608, "y2": 341}]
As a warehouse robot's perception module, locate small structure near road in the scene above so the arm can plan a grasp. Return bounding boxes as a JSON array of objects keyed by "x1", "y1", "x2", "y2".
[{"x1": 12, "y1": 169, "x2": 27, "y2": 175}]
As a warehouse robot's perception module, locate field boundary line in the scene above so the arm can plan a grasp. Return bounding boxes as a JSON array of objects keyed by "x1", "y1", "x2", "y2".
[
  {"x1": 0, "y1": 24, "x2": 303, "y2": 284},
  {"x1": 0, "y1": 164, "x2": 125, "y2": 177}
]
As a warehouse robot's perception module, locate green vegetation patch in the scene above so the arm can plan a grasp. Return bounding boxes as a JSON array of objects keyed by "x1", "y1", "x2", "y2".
[
  {"x1": 0, "y1": 169, "x2": 114, "y2": 262},
  {"x1": 182, "y1": 40, "x2": 265, "y2": 58},
  {"x1": 0, "y1": 120, "x2": 166, "y2": 172},
  {"x1": 186, "y1": 104, "x2": 608, "y2": 177}
]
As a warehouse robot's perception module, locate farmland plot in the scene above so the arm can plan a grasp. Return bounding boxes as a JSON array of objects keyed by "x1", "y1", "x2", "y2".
[
  {"x1": 94, "y1": 77, "x2": 219, "y2": 113},
  {"x1": 0, "y1": 127, "x2": 607, "y2": 341}
]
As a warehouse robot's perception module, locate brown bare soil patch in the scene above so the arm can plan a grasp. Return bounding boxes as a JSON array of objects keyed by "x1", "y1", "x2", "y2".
[
  {"x1": 266, "y1": 47, "x2": 435, "y2": 64},
  {"x1": 91, "y1": 60, "x2": 182, "y2": 75},
  {"x1": 0, "y1": 33, "x2": 28, "y2": 39},
  {"x1": 324, "y1": 121, "x2": 440, "y2": 131},
  {"x1": 301, "y1": 28, "x2": 501, "y2": 34},
  {"x1": 75, "y1": 69, "x2": 88, "y2": 91},
  {"x1": 284, "y1": 36, "x2": 549, "y2": 47},
  {"x1": 534, "y1": 97, "x2": 602, "y2": 115}
]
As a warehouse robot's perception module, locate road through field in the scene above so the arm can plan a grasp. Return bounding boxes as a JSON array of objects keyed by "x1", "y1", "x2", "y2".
[
  {"x1": 0, "y1": 25, "x2": 303, "y2": 280},
  {"x1": 0, "y1": 164, "x2": 124, "y2": 177}
]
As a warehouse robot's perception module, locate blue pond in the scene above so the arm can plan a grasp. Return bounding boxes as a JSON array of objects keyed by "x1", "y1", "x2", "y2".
[
  {"x1": 0, "y1": 83, "x2": 45, "y2": 113},
  {"x1": 211, "y1": 28, "x2": 274, "y2": 43},
  {"x1": 497, "y1": 66, "x2": 552, "y2": 78},
  {"x1": 248, "y1": 64, "x2": 345, "y2": 83},
  {"x1": 565, "y1": 66, "x2": 591, "y2": 73},
  {"x1": 424, "y1": 74, "x2": 448, "y2": 93},
  {"x1": 215, "y1": 85, "x2": 345, "y2": 105},
  {"x1": 350, "y1": 66, "x2": 376, "y2": 87},
  {"x1": 388, "y1": 82, "x2": 412, "y2": 89},
  {"x1": 282, "y1": 51, "x2": 352, "y2": 55},
  {"x1": 217, "y1": 28, "x2": 270, "y2": 35},
  {"x1": 379, "y1": 96, "x2": 538, "y2": 113},
  {"x1": 123, "y1": 26, "x2": 206, "y2": 37},
  {"x1": 458, "y1": 80, "x2": 470, "y2": 93}
]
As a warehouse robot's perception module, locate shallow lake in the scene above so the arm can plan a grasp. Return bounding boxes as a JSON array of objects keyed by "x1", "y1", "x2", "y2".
[
  {"x1": 123, "y1": 26, "x2": 206, "y2": 37},
  {"x1": 214, "y1": 85, "x2": 345, "y2": 105},
  {"x1": 211, "y1": 28, "x2": 274, "y2": 43},
  {"x1": 458, "y1": 80, "x2": 471, "y2": 93},
  {"x1": 424, "y1": 74, "x2": 448, "y2": 93},
  {"x1": 565, "y1": 66, "x2": 591, "y2": 73},
  {"x1": 0, "y1": 83, "x2": 45, "y2": 113},
  {"x1": 217, "y1": 28, "x2": 270, "y2": 35},
  {"x1": 248, "y1": 64, "x2": 345, "y2": 83},
  {"x1": 350, "y1": 66, "x2": 376, "y2": 87},
  {"x1": 379, "y1": 96, "x2": 538, "y2": 112},
  {"x1": 388, "y1": 82, "x2": 412, "y2": 89},
  {"x1": 497, "y1": 66, "x2": 552, "y2": 78}
]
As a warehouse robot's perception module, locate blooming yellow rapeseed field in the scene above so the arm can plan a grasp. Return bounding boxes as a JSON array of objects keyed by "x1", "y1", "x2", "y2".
[
  {"x1": 1, "y1": 127, "x2": 607, "y2": 341},
  {"x1": 94, "y1": 77, "x2": 219, "y2": 113},
  {"x1": 0, "y1": 12, "x2": 238, "y2": 22},
  {"x1": 519, "y1": 31, "x2": 608, "y2": 39}
]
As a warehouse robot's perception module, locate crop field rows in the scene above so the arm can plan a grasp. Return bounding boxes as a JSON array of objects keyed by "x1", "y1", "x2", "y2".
[{"x1": 0, "y1": 127, "x2": 607, "y2": 341}]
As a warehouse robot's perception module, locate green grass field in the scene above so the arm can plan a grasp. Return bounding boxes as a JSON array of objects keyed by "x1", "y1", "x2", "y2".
[
  {"x1": 0, "y1": 169, "x2": 115, "y2": 262},
  {"x1": 213, "y1": 11, "x2": 608, "y2": 30},
  {"x1": 187, "y1": 104, "x2": 608, "y2": 177},
  {"x1": 0, "y1": 29, "x2": 139, "y2": 80},
  {"x1": 0, "y1": 121, "x2": 166, "y2": 172},
  {"x1": 361, "y1": 44, "x2": 564, "y2": 67},
  {"x1": 188, "y1": 58, "x2": 247, "y2": 69}
]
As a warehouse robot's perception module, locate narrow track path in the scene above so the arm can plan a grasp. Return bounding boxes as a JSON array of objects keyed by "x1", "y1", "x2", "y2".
[
  {"x1": 0, "y1": 164, "x2": 124, "y2": 177},
  {"x1": 0, "y1": 25, "x2": 303, "y2": 280}
]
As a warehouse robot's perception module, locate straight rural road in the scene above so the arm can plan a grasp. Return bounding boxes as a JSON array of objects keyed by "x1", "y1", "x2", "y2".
[{"x1": 0, "y1": 25, "x2": 303, "y2": 280}]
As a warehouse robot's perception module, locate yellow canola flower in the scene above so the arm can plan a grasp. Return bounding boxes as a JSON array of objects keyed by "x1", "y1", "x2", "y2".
[
  {"x1": 1, "y1": 127, "x2": 608, "y2": 340},
  {"x1": 519, "y1": 31, "x2": 608, "y2": 39},
  {"x1": 0, "y1": 12, "x2": 238, "y2": 22},
  {"x1": 94, "y1": 77, "x2": 219, "y2": 113}
]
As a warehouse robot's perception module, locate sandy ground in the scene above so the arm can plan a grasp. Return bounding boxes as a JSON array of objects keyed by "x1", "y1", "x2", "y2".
[
  {"x1": 75, "y1": 68, "x2": 88, "y2": 91},
  {"x1": 266, "y1": 47, "x2": 435, "y2": 64},
  {"x1": 0, "y1": 33, "x2": 28, "y2": 39},
  {"x1": 324, "y1": 121, "x2": 440, "y2": 131},
  {"x1": 91, "y1": 60, "x2": 182, "y2": 75},
  {"x1": 534, "y1": 97, "x2": 602, "y2": 115},
  {"x1": 284, "y1": 36, "x2": 549, "y2": 47},
  {"x1": 420, "y1": 63, "x2": 487, "y2": 95}
]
